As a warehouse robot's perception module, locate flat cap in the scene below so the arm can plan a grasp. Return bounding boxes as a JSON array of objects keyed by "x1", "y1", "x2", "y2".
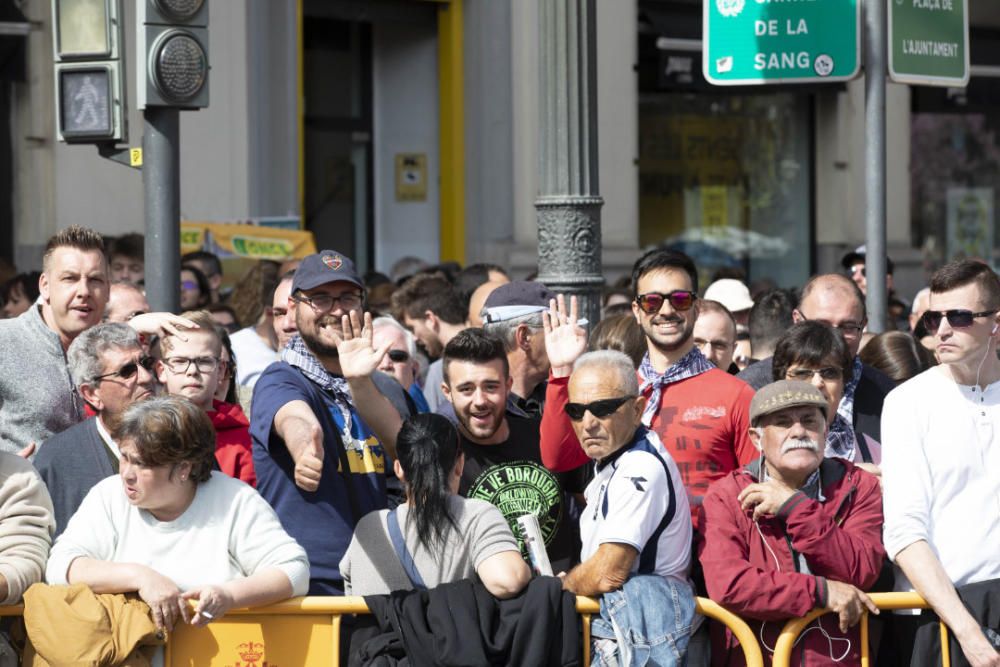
[{"x1": 749, "y1": 380, "x2": 828, "y2": 426}]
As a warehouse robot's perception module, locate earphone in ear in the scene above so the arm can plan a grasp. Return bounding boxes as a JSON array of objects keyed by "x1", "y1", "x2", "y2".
[{"x1": 992, "y1": 323, "x2": 998, "y2": 335}]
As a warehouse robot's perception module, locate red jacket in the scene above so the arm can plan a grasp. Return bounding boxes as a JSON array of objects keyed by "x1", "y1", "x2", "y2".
[
  {"x1": 209, "y1": 400, "x2": 256, "y2": 487},
  {"x1": 698, "y1": 457, "x2": 884, "y2": 666}
]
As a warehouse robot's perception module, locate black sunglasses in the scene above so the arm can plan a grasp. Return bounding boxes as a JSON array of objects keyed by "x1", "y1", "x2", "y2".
[
  {"x1": 564, "y1": 396, "x2": 636, "y2": 421},
  {"x1": 387, "y1": 350, "x2": 410, "y2": 363},
  {"x1": 921, "y1": 309, "x2": 998, "y2": 331},
  {"x1": 635, "y1": 290, "x2": 696, "y2": 314},
  {"x1": 93, "y1": 355, "x2": 155, "y2": 383}
]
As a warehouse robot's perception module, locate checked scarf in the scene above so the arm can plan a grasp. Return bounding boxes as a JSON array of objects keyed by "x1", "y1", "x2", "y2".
[
  {"x1": 638, "y1": 347, "x2": 715, "y2": 427},
  {"x1": 826, "y1": 357, "x2": 863, "y2": 461},
  {"x1": 282, "y1": 335, "x2": 354, "y2": 425}
]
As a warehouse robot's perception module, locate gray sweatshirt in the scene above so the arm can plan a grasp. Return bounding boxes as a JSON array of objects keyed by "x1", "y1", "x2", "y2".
[{"x1": 0, "y1": 305, "x2": 82, "y2": 455}]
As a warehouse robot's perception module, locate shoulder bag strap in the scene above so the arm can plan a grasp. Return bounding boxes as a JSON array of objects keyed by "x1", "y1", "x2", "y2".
[{"x1": 385, "y1": 509, "x2": 427, "y2": 590}]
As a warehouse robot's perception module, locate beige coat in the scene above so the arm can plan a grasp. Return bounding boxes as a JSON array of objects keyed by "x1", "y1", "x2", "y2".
[{"x1": 0, "y1": 453, "x2": 53, "y2": 604}]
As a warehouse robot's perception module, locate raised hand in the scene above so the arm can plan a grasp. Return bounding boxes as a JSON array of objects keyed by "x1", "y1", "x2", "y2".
[
  {"x1": 337, "y1": 311, "x2": 391, "y2": 380},
  {"x1": 128, "y1": 312, "x2": 198, "y2": 340},
  {"x1": 543, "y1": 294, "x2": 588, "y2": 377}
]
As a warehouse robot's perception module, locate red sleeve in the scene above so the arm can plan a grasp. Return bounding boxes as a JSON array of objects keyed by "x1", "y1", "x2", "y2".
[
  {"x1": 540, "y1": 375, "x2": 589, "y2": 472},
  {"x1": 215, "y1": 432, "x2": 258, "y2": 487},
  {"x1": 731, "y1": 381, "x2": 758, "y2": 466},
  {"x1": 780, "y1": 469, "x2": 885, "y2": 589},
  {"x1": 698, "y1": 478, "x2": 823, "y2": 621}
]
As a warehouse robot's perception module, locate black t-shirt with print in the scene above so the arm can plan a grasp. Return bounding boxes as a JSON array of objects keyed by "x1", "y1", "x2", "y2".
[{"x1": 458, "y1": 415, "x2": 585, "y2": 574}]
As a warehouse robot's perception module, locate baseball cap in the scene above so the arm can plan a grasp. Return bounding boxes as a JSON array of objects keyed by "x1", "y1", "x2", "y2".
[
  {"x1": 704, "y1": 279, "x2": 754, "y2": 313},
  {"x1": 291, "y1": 251, "x2": 364, "y2": 293},
  {"x1": 841, "y1": 245, "x2": 894, "y2": 274},
  {"x1": 482, "y1": 281, "x2": 555, "y2": 324},
  {"x1": 749, "y1": 380, "x2": 828, "y2": 426}
]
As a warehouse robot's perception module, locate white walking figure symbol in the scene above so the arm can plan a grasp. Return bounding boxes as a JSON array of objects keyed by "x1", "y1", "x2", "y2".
[{"x1": 72, "y1": 75, "x2": 101, "y2": 127}]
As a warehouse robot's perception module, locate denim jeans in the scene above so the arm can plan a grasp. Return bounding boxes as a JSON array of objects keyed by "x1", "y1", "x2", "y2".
[{"x1": 590, "y1": 575, "x2": 696, "y2": 667}]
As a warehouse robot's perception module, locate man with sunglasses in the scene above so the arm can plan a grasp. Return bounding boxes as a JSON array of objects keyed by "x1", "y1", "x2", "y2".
[
  {"x1": 372, "y1": 316, "x2": 430, "y2": 413},
  {"x1": 738, "y1": 274, "x2": 895, "y2": 457},
  {"x1": 35, "y1": 323, "x2": 156, "y2": 537},
  {"x1": 250, "y1": 250, "x2": 413, "y2": 595},
  {"x1": 882, "y1": 260, "x2": 1000, "y2": 666},
  {"x1": 558, "y1": 350, "x2": 695, "y2": 665}
]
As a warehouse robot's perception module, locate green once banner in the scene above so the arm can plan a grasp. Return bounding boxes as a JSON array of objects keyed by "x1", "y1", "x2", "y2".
[
  {"x1": 703, "y1": 0, "x2": 860, "y2": 86},
  {"x1": 889, "y1": 0, "x2": 968, "y2": 86}
]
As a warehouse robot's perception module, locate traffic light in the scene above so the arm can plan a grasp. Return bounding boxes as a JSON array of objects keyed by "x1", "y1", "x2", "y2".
[
  {"x1": 138, "y1": 0, "x2": 209, "y2": 109},
  {"x1": 51, "y1": 0, "x2": 127, "y2": 143}
]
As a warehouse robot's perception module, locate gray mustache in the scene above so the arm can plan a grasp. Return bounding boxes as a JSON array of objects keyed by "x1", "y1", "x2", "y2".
[{"x1": 780, "y1": 438, "x2": 819, "y2": 455}]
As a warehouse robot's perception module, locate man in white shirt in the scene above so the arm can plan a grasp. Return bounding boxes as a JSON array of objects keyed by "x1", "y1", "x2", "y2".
[{"x1": 882, "y1": 259, "x2": 1000, "y2": 667}]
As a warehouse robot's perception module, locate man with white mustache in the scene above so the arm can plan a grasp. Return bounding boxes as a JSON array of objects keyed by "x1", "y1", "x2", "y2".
[{"x1": 698, "y1": 380, "x2": 886, "y2": 666}]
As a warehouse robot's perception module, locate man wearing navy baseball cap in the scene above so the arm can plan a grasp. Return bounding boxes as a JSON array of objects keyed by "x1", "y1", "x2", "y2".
[{"x1": 250, "y1": 250, "x2": 414, "y2": 595}]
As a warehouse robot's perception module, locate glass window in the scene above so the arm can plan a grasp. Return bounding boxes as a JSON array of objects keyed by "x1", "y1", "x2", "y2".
[{"x1": 638, "y1": 92, "x2": 813, "y2": 289}]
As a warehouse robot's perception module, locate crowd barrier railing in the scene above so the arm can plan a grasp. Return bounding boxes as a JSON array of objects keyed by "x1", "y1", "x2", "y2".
[
  {"x1": 0, "y1": 594, "x2": 766, "y2": 665},
  {"x1": 771, "y1": 592, "x2": 940, "y2": 667}
]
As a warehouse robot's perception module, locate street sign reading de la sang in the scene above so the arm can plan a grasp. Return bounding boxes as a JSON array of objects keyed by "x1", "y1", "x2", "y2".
[
  {"x1": 889, "y1": 0, "x2": 969, "y2": 87},
  {"x1": 703, "y1": 0, "x2": 861, "y2": 86}
]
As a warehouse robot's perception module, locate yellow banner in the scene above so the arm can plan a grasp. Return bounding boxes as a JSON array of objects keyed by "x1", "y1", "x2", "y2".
[{"x1": 180, "y1": 221, "x2": 316, "y2": 260}]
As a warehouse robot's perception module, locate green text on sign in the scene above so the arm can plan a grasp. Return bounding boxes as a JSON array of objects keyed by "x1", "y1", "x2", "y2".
[
  {"x1": 703, "y1": 0, "x2": 861, "y2": 85},
  {"x1": 889, "y1": 0, "x2": 969, "y2": 87}
]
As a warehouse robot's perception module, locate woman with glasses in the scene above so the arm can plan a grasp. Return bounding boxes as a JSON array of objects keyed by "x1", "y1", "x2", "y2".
[
  {"x1": 179, "y1": 265, "x2": 211, "y2": 311},
  {"x1": 339, "y1": 413, "x2": 530, "y2": 597},
  {"x1": 46, "y1": 396, "x2": 309, "y2": 633},
  {"x1": 772, "y1": 321, "x2": 882, "y2": 467}
]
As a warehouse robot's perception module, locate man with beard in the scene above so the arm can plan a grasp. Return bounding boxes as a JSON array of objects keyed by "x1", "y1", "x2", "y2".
[
  {"x1": 541, "y1": 250, "x2": 756, "y2": 525},
  {"x1": 250, "y1": 250, "x2": 413, "y2": 595},
  {"x1": 698, "y1": 380, "x2": 884, "y2": 666},
  {"x1": 441, "y1": 328, "x2": 585, "y2": 574},
  {"x1": 34, "y1": 323, "x2": 156, "y2": 537}
]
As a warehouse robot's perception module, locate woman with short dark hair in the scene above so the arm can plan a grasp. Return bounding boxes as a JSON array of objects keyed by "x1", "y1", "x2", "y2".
[
  {"x1": 340, "y1": 413, "x2": 530, "y2": 597},
  {"x1": 46, "y1": 397, "x2": 309, "y2": 632},
  {"x1": 772, "y1": 321, "x2": 881, "y2": 466},
  {"x1": 859, "y1": 330, "x2": 933, "y2": 384}
]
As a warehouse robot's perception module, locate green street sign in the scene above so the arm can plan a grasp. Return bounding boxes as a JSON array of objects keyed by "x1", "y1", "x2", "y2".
[
  {"x1": 703, "y1": 0, "x2": 861, "y2": 86},
  {"x1": 889, "y1": 0, "x2": 969, "y2": 87}
]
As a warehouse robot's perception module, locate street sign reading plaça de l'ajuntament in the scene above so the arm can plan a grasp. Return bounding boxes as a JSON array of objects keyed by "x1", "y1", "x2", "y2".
[
  {"x1": 703, "y1": 0, "x2": 861, "y2": 86},
  {"x1": 889, "y1": 0, "x2": 969, "y2": 87}
]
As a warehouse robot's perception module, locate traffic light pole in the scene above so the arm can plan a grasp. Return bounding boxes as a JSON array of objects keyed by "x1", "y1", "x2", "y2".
[
  {"x1": 143, "y1": 107, "x2": 180, "y2": 313},
  {"x1": 534, "y1": 0, "x2": 605, "y2": 327},
  {"x1": 864, "y1": 0, "x2": 888, "y2": 333}
]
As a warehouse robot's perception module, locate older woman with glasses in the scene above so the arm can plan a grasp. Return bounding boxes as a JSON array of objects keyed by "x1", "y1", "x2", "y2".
[
  {"x1": 772, "y1": 321, "x2": 882, "y2": 469},
  {"x1": 46, "y1": 396, "x2": 309, "y2": 631}
]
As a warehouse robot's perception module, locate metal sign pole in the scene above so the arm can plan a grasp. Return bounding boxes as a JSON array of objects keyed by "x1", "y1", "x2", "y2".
[
  {"x1": 143, "y1": 107, "x2": 180, "y2": 313},
  {"x1": 864, "y1": 0, "x2": 888, "y2": 333}
]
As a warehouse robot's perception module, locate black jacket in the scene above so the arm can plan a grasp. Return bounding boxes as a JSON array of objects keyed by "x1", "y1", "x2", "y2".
[
  {"x1": 736, "y1": 357, "x2": 894, "y2": 450},
  {"x1": 351, "y1": 576, "x2": 581, "y2": 667}
]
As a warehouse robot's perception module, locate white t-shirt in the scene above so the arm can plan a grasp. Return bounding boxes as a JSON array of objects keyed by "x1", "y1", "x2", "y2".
[
  {"x1": 46, "y1": 471, "x2": 310, "y2": 596},
  {"x1": 580, "y1": 429, "x2": 692, "y2": 583},
  {"x1": 230, "y1": 327, "x2": 279, "y2": 388},
  {"x1": 882, "y1": 365, "x2": 1000, "y2": 592}
]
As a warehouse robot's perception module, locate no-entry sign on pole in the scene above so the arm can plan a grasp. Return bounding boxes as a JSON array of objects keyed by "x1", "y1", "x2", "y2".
[
  {"x1": 703, "y1": 0, "x2": 861, "y2": 85},
  {"x1": 889, "y1": 0, "x2": 969, "y2": 87}
]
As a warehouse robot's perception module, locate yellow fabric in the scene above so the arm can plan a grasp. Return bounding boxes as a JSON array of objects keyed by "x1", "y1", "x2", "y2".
[{"x1": 22, "y1": 583, "x2": 164, "y2": 667}]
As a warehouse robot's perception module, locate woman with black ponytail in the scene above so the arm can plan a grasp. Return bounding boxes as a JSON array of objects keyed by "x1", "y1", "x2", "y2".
[{"x1": 340, "y1": 413, "x2": 530, "y2": 597}]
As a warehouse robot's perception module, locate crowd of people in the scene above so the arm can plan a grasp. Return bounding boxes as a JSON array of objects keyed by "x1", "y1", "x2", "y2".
[{"x1": 0, "y1": 224, "x2": 997, "y2": 666}]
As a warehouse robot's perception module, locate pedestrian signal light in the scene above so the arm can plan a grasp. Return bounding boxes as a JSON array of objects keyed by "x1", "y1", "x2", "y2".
[
  {"x1": 138, "y1": 0, "x2": 209, "y2": 109},
  {"x1": 51, "y1": 0, "x2": 127, "y2": 143}
]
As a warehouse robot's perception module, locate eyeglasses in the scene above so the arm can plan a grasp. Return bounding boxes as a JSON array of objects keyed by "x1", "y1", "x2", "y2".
[
  {"x1": 162, "y1": 356, "x2": 220, "y2": 374},
  {"x1": 798, "y1": 312, "x2": 865, "y2": 337},
  {"x1": 180, "y1": 280, "x2": 198, "y2": 291},
  {"x1": 564, "y1": 396, "x2": 636, "y2": 421},
  {"x1": 93, "y1": 356, "x2": 155, "y2": 383},
  {"x1": 386, "y1": 350, "x2": 410, "y2": 363},
  {"x1": 921, "y1": 309, "x2": 999, "y2": 331},
  {"x1": 786, "y1": 367, "x2": 842, "y2": 382},
  {"x1": 634, "y1": 290, "x2": 697, "y2": 314},
  {"x1": 849, "y1": 265, "x2": 866, "y2": 278},
  {"x1": 293, "y1": 291, "x2": 362, "y2": 314}
]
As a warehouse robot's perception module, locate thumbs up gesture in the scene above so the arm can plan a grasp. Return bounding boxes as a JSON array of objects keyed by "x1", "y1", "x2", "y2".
[{"x1": 293, "y1": 424, "x2": 325, "y2": 492}]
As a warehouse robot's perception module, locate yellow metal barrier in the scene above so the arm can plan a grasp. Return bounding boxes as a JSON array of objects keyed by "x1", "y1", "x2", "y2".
[
  {"x1": 2, "y1": 594, "x2": 764, "y2": 665},
  {"x1": 771, "y1": 592, "x2": 943, "y2": 667}
]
